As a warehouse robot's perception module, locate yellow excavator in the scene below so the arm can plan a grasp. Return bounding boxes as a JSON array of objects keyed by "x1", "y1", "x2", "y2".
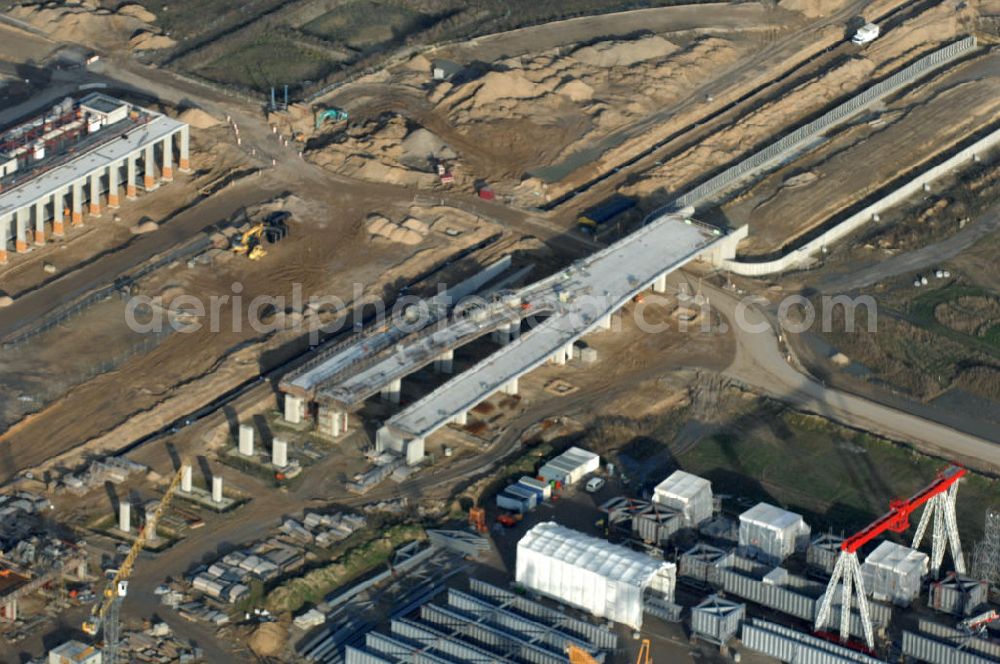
[
  {"x1": 83, "y1": 465, "x2": 186, "y2": 664},
  {"x1": 568, "y1": 639, "x2": 651, "y2": 664},
  {"x1": 231, "y1": 212, "x2": 289, "y2": 261}
]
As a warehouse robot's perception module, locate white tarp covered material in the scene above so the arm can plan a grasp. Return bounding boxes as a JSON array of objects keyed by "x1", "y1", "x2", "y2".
[
  {"x1": 861, "y1": 540, "x2": 928, "y2": 606},
  {"x1": 516, "y1": 521, "x2": 675, "y2": 630},
  {"x1": 738, "y1": 502, "x2": 811, "y2": 565},
  {"x1": 653, "y1": 470, "x2": 713, "y2": 525},
  {"x1": 537, "y1": 447, "x2": 600, "y2": 486}
]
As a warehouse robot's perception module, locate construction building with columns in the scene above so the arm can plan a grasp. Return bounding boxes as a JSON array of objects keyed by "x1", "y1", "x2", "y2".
[{"x1": 0, "y1": 92, "x2": 189, "y2": 264}]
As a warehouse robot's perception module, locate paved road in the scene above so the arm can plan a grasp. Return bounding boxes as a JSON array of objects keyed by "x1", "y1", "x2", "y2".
[
  {"x1": 699, "y1": 280, "x2": 1000, "y2": 468},
  {"x1": 812, "y1": 202, "x2": 1000, "y2": 294}
]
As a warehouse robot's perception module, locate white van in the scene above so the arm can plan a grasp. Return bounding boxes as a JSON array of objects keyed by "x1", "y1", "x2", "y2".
[{"x1": 585, "y1": 477, "x2": 606, "y2": 493}]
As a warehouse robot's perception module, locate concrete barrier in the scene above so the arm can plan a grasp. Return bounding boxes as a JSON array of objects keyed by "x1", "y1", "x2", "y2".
[{"x1": 721, "y1": 124, "x2": 1000, "y2": 276}]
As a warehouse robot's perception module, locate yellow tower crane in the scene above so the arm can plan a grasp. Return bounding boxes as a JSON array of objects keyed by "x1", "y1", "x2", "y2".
[{"x1": 83, "y1": 465, "x2": 186, "y2": 664}]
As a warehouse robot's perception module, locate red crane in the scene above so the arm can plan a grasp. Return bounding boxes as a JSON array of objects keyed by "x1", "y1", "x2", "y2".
[
  {"x1": 842, "y1": 464, "x2": 965, "y2": 553},
  {"x1": 816, "y1": 464, "x2": 967, "y2": 651}
]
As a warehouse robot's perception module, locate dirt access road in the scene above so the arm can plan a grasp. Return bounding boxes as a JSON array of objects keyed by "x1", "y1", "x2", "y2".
[
  {"x1": 698, "y1": 278, "x2": 1000, "y2": 466},
  {"x1": 810, "y1": 202, "x2": 1000, "y2": 294}
]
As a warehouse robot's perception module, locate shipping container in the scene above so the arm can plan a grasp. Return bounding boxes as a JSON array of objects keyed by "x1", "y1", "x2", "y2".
[
  {"x1": 679, "y1": 543, "x2": 732, "y2": 582},
  {"x1": 537, "y1": 447, "x2": 599, "y2": 486},
  {"x1": 742, "y1": 618, "x2": 883, "y2": 663},
  {"x1": 632, "y1": 503, "x2": 684, "y2": 546},
  {"x1": 691, "y1": 595, "x2": 744, "y2": 645},
  {"x1": 808, "y1": 532, "x2": 844, "y2": 574},
  {"x1": 577, "y1": 194, "x2": 637, "y2": 229},
  {"x1": 929, "y1": 572, "x2": 988, "y2": 616}
]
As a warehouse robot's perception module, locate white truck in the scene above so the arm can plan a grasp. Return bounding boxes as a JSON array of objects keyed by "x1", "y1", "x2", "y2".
[{"x1": 852, "y1": 22, "x2": 880, "y2": 45}]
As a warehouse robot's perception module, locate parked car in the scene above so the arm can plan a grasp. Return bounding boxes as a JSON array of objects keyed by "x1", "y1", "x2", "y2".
[{"x1": 585, "y1": 477, "x2": 606, "y2": 493}]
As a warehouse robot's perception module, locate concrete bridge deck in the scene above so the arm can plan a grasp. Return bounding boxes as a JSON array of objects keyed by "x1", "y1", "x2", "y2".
[{"x1": 378, "y1": 210, "x2": 721, "y2": 458}]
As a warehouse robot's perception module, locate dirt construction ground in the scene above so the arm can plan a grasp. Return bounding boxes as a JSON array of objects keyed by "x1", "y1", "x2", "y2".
[{"x1": 2, "y1": 0, "x2": 1000, "y2": 658}]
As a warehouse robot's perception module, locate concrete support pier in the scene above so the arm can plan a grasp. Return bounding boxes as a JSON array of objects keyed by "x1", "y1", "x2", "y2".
[
  {"x1": 0, "y1": 213, "x2": 9, "y2": 263},
  {"x1": 144, "y1": 505, "x2": 159, "y2": 542},
  {"x1": 381, "y1": 378, "x2": 402, "y2": 404},
  {"x1": 71, "y1": 181, "x2": 83, "y2": 226},
  {"x1": 211, "y1": 476, "x2": 223, "y2": 504},
  {"x1": 53, "y1": 190, "x2": 64, "y2": 236},
  {"x1": 284, "y1": 394, "x2": 305, "y2": 424},
  {"x1": 118, "y1": 502, "x2": 131, "y2": 533},
  {"x1": 502, "y1": 377, "x2": 519, "y2": 395},
  {"x1": 161, "y1": 133, "x2": 173, "y2": 181},
  {"x1": 181, "y1": 464, "x2": 192, "y2": 492},
  {"x1": 126, "y1": 154, "x2": 138, "y2": 199},
  {"x1": 238, "y1": 424, "x2": 254, "y2": 456},
  {"x1": 107, "y1": 161, "x2": 120, "y2": 207},
  {"x1": 143, "y1": 144, "x2": 157, "y2": 191},
  {"x1": 33, "y1": 200, "x2": 44, "y2": 245},
  {"x1": 652, "y1": 274, "x2": 668, "y2": 293},
  {"x1": 434, "y1": 349, "x2": 454, "y2": 374},
  {"x1": 88, "y1": 172, "x2": 101, "y2": 217},
  {"x1": 179, "y1": 126, "x2": 191, "y2": 172},
  {"x1": 318, "y1": 406, "x2": 348, "y2": 437},
  {"x1": 597, "y1": 314, "x2": 613, "y2": 330},
  {"x1": 452, "y1": 411, "x2": 468, "y2": 426},
  {"x1": 15, "y1": 208, "x2": 28, "y2": 252},
  {"x1": 272, "y1": 438, "x2": 288, "y2": 467}
]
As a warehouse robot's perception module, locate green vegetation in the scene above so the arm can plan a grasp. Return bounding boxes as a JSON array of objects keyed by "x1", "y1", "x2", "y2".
[
  {"x1": 265, "y1": 524, "x2": 425, "y2": 613},
  {"x1": 302, "y1": 2, "x2": 438, "y2": 52},
  {"x1": 194, "y1": 33, "x2": 336, "y2": 93},
  {"x1": 676, "y1": 404, "x2": 1000, "y2": 540},
  {"x1": 906, "y1": 284, "x2": 1000, "y2": 357},
  {"x1": 139, "y1": 0, "x2": 290, "y2": 44}
]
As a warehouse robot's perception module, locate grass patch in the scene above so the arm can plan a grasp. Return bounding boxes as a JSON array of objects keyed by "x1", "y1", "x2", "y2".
[
  {"x1": 193, "y1": 33, "x2": 336, "y2": 92},
  {"x1": 302, "y1": 1, "x2": 439, "y2": 52},
  {"x1": 264, "y1": 524, "x2": 425, "y2": 614},
  {"x1": 675, "y1": 405, "x2": 1000, "y2": 542}
]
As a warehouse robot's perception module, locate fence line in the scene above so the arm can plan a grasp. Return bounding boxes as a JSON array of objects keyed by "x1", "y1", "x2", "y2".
[{"x1": 676, "y1": 36, "x2": 977, "y2": 208}]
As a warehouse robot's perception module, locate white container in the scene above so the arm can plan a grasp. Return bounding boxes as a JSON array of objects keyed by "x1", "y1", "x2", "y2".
[
  {"x1": 738, "y1": 502, "x2": 810, "y2": 565},
  {"x1": 537, "y1": 447, "x2": 599, "y2": 486},
  {"x1": 653, "y1": 470, "x2": 713, "y2": 526},
  {"x1": 861, "y1": 541, "x2": 928, "y2": 606},
  {"x1": 516, "y1": 521, "x2": 675, "y2": 630}
]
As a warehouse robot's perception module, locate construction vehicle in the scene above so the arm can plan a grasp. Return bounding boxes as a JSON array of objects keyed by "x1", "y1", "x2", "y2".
[
  {"x1": 567, "y1": 639, "x2": 650, "y2": 663},
  {"x1": 815, "y1": 464, "x2": 966, "y2": 650},
  {"x1": 315, "y1": 107, "x2": 349, "y2": 129},
  {"x1": 959, "y1": 609, "x2": 999, "y2": 635},
  {"x1": 852, "y1": 22, "x2": 879, "y2": 45},
  {"x1": 468, "y1": 507, "x2": 487, "y2": 534},
  {"x1": 635, "y1": 639, "x2": 651, "y2": 664},
  {"x1": 496, "y1": 513, "x2": 522, "y2": 528},
  {"x1": 567, "y1": 645, "x2": 597, "y2": 664},
  {"x1": 231, "y1": 211, "x2": 289, "y2": 260},
  {"x1": 83, "y1": 465, "x2": 186, "y2": 664}
]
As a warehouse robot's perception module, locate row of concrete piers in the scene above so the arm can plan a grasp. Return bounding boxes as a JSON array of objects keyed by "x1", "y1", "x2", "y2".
[{"x1": 0, "y1": 125, "x2": 189, "y2": 264}]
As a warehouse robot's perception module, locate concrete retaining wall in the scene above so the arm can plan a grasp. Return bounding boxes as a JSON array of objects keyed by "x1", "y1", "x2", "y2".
[{"x1": 721, "y1": 125, "x2": 1000, "y2": 276}]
